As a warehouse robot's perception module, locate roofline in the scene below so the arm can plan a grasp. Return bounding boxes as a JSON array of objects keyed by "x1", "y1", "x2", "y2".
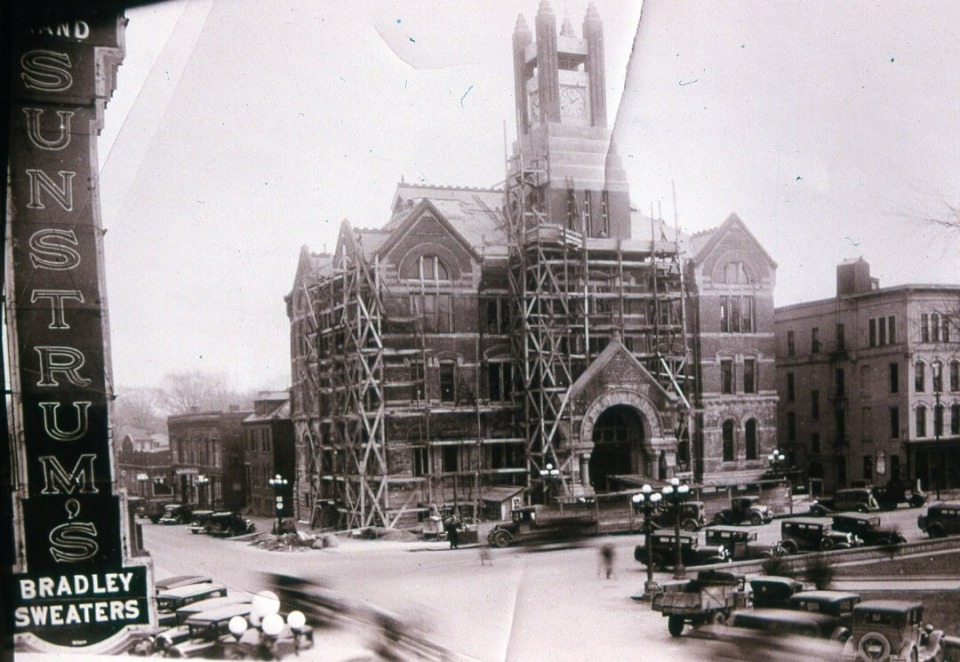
[{"x1": 775, "y1": 282, "x2": 960, "y2": 313}]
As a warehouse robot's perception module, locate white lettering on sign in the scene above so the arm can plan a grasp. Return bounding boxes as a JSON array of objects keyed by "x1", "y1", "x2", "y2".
[
  {"x1": 22, "y1": 108, "x2": 74, "y2": 151},
  {"x1": 20, "y1": 50, "x2": 73, "y2": 92},
  {"x1": 31, "y1": 289, "x2": 84, "y2": 329},
  {"x1": 14, "y1": 600, "x2": 140, "y2": 628},
  {"x1": 49, "y1": 521, "x2": 99, "y2": 562},
  {"x1": 34, "y1": 346, "x2": 91, "y2": 387},
  {"x1": 38, "y1": 455, "x2": 98, "y2": 495},
  {"x1": 19, "y1": 572, "x2": 135, "y2": 599},
  {"x1": 29, "y1": 228, "x2": 82, "y2": 270},
  {"x1": 25, "y1": 169, "x2": 76, "y2": 211},
  {"x1": 38, "y1": 401, "x2": 91, "y2": 442},
  {"x1": 30, "y1": 21, "x2": 92, "y2": 41}
]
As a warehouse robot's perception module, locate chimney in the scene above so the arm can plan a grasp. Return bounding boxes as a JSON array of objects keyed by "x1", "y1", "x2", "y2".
[{"x1": 837, "y1": 257, "x2": 874, "y2": 296}]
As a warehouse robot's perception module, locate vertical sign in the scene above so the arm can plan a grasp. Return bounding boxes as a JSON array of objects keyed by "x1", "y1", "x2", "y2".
[{"x1": 6, "y1": 10, "x2": 152, "y2": 650}]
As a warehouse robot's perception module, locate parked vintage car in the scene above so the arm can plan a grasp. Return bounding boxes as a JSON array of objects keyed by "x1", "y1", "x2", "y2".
[
  {"x1": 155, "y1": 575, "x2": 213, "y2": 593},
  {"x1": 842, "y1": 600, "x2": 944, "y2": 662},
  {"x1": 918, "y1": 501, "x2": 960, "y2": 538},
  {"x1": 487, "y1": 506, "x2": 596, "y2": 548},
  {"x1": 158, "y1": 503, "x2": 194, "y2": 525},
  {"x1": 874, "y1": 480, "x2": 927, "y2": 510},
  {"x1": 187, "y1": 510, "x2": 216, "y2": 534},
  {"x1": 810, "y1": 487, "x2": 880, "y2": 515},
  {"x1": 787, "y1": 590, "x2": 861, "y2": 642},
  {"x1": 634, "y1": 530, "x2": 729, "y2": 570},
  {"x1": 703, "y1": 526, "x2": 768, "y2": 561},
  {"x1": 686, "y1": 622, "x2": 844, "y2": 661},
  {"x1": 166, "y1": 602, "x2": 257, "y2": 658},
  {"x1": 777, "y1": 517, "x2": 863, "y2": 554},
  {"x1": 831, "y1": 512, "x2": 906, "y2": 546},
  {"x1": 712, "y1": 496, "x2": 773, "y2": 526},
  {"x1": 204, "y1": 511, "x2": 256, "y2": 537},
  {"x1": 748, "y1": 576, "x2": 804, "y2": 609},
  {"x1": 726, "y1": 608, "x2": 848, "y2": 643},
  {"x1": 649, "y1": 501, "x2": 709, "y2": 532},
  {"x1": 156, "y1": 582, "x2": 228, "y2": 626},
  {"x1": 174, "y1": 594, "x2": 252, "y2": 626}
]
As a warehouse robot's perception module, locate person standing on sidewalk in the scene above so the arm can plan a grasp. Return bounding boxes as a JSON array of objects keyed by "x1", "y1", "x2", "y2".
[{"x1": 444, "y1": 514, "x2": 461, "y2": 549}]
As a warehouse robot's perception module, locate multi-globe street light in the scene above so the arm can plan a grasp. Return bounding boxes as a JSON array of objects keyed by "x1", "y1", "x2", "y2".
[
  {"x1": 661, "y1": 477, "x2": 691, "y2": 579},
  {"x1": 196, "y1": 474, "x2": 210, "y2": 508},
  {"x1": 268, "y1": 474, "x2": 289, "y2": 533},
  {"x1": 630, "y1": 484, "x2": 662, "y2": 596},
  {"x1": 539, "y1": 463, "x2": 561, "y2": 502},
  {"x1": 768, "y1": 448, "x2": 787, "y2": 479}
]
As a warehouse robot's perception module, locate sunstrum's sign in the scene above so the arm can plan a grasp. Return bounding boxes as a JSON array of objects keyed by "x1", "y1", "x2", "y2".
[{"x1": 5, "y1": 10, "x2": 153, "y2": 651}]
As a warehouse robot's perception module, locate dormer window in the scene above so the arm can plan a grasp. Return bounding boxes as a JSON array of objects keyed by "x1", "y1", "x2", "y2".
[{"x1": 403, "y1": 254, "x2": 449, "y2": 282}]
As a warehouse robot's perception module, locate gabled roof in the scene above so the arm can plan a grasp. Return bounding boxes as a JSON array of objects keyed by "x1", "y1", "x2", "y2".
[
  {"x1": 377, "y1": 197, "x2": 486, "y2": 263},
  {"x1": 688, "y1": 213, "x2": 778, "y2": 268},
  {"x1": 287, "y1": 245, "x2": 331, "y2": 300},
  {"x1": 567, "y1": 335, "x2": 675, "y2": 402},
  {"x1": 386, "y1": 183, "x2": 507, "y2": 253}
]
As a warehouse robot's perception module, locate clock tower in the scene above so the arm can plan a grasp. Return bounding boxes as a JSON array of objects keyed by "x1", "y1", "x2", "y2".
[{"x1": 510, "y1": 2, "x2": 631, "y2": 239}]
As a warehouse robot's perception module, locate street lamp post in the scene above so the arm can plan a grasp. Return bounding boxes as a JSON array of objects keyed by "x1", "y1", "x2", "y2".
[
  {"x1": 268, "y1": 474, "x2": 289, "y2": 533},
  {"x1": 768, "y1": 449, "x2": 787, "y2": 480},
  {"x1": 661, "y1": 477, "x2": 691, "y2": 579},
  {"x1": 935, "y1": 389, "x2": 943, "y2": 500},
  {"x1": 196, "y1": 475, "x2": 209, "y2": 508},
  {"x1": 539, "y1": 463, "x2": 560, "y2": 503},
  {"x1": 631, "y1": 484, "x2": 663, "y2": 597}
]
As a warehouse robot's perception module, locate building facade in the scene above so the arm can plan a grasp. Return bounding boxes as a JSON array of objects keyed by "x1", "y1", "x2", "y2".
[
  {"x1": 242, "y1": 392, "x2": 295, "y2": 519},
  {"x1": 167, "y1": 407, "x2": 251, "y2": 511},
  {"x1": 776, "y1": 258, "x2": 960, "y2": 493},
  {"x1": 115, "y1": 427, "x2": 174, "y2": 501},
  {"x1": 287, "y1": 3, "x2": 779, "y2": 530}
]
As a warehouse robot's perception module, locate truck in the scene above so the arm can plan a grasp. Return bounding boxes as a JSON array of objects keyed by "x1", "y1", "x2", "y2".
[
  {"x1": 486, "y1": 505, "x2": 597, "y2": 548},
  {"x1": 651, "y1": 569, "x2": 749, "y2": 637}
]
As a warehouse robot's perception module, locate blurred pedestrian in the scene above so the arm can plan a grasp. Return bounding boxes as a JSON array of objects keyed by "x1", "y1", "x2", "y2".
[
  {"x1": 479, "y1": 545, "x2": 492, "y2": 565},
  {"x1": 444, "y1": 514, "x2": 460, "y2": 549},
  {"x1": 599, "y1": 543, "x2": 615, "y2": 578}
]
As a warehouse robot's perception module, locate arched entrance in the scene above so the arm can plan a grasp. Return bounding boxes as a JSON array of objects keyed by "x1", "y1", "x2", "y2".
[{"x1": 589, "y1": 405, "x2": 645, "y2": 492}]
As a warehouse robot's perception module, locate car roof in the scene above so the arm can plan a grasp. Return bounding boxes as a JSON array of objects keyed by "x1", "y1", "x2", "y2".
[
  {"x1": 854, "y1": 599, "x2": 924, "y2": 613},
  {"x1": 783, "y1": 517, "x2": 832, "y2": 525},
  {"x1": 706, "y1": 525, "x2": 758, "y2": 533},
  {"x1": 750, "y1": 576, "x2": 803, "y2": 588},
  {"x1": 158, "y1": 582, "x2": 226, "y2": 598},
  {"x1": 184, "y1": 602, "x2": 253, "y2": 624},
  {"x1": 733, "y1": 608, "x2": 836, "y2": 627},
  {"x1": 156, "y1": 575, "x2": 213, "y2": 590},
  {"x1": 832, "y1": 512, "x2": 877, "y2": 521},
  {"x1": 929, "y1": 501, "x2": 960, "y2": 509},
  {"x1": 176, "y1": 595, "x2": 250, "y2": 616},
  {"x1": 789, "y1": 590, "x2": 861, "y2": 604}
]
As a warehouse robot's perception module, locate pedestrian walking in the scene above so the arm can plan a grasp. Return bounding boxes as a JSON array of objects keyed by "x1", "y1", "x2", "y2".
[
  {"x1": 598, "y1": 543, "x2": 615, "y2": 579},
  {"x1": 479, "y1": 545, "x2": 492, "y2": 566},
  {"x1": 444, "y1": 514, "x2": 461, "y2": 550}
]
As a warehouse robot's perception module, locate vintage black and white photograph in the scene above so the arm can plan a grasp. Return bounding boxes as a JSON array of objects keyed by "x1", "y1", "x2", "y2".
[{"x1": 5, "y1": 1, "x2": 960, "y2": 660}]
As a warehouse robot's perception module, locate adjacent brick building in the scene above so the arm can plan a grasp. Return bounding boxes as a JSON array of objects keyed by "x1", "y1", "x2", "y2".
[
  {"x1": 287, "y1": 3, "x2": 779, "y2": 530},
  {"x1": 242, "y1": 391, "x2": 295, "y2": 518},
  {"x1": 776, "y1": 257, "x2": 960, "y2": 493}
]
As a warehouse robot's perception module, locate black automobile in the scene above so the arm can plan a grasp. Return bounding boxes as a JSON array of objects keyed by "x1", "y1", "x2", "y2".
[
  {"x1": 188, "y1": 510, "x2": 216, "y2": 534},
  {"x1": 918, "y1": 501, "x2": 960, "y2": 538},
  {"x1": 711, "y1": 496, "x2": 773, "y2": 526},
  {"x1": 777, "y1": 517, "x2": 863, "y2": 554},
  {"x1": 874, "y1": 480, "x2": 926, "y2": 510},
  {"x1": 809, "y1": 488, "x2": 880, "y2": 515},
  {"x1": 204, "y1": 511, "x2": 256, "y2": 537},
  {"x1": 633, "y1": 529, "x2": 729, "y2": 570},
  {"x1": 158, "y1": 503, "x2": 194, "y2": 525},
  {"x1": 830, "y1": 512, "x2": 905, "y2": 546},
  {"x1": 648, "y1": 501, "x2": 708, "y2": 532}
]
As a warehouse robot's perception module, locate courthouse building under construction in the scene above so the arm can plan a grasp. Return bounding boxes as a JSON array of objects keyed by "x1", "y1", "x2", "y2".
[{"x1": 286, "y1": 3, "x2": 779, "y2": 530}]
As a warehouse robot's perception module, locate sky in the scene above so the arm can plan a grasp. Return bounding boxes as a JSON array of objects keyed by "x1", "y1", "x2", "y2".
[{"x1": 96, "y1": 0, "x2": 960, "y2": 392}]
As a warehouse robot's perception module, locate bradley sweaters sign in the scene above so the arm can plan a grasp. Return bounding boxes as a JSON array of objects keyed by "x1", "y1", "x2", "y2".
[{"x1": 6, "y1": 9, "x2": 152, "y2": 649}]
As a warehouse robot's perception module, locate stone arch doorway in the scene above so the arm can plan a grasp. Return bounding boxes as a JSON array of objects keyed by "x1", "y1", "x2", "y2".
[{"x1": 589, "y1": 404, "x2": 645, "y2": 492}]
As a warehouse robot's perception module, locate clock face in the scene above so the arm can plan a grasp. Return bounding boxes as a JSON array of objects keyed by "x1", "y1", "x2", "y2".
[
  {"x1": 560, "y1": 86, "x2": 586, "y2": 118},
  {"x1": 528, "y1": 92, "x2": 540, "y2": 123}
]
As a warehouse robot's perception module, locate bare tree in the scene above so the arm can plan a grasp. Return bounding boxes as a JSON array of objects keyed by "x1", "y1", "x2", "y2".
[
  {"x1": 113, "y1": 386, "x2": 164, "y2": 434},
  {"x1": 157, "y1": 370, "x2": 237, "y2": 415}
]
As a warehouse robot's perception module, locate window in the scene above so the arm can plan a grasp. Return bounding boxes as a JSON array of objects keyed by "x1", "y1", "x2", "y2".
[
  {"x1": 935, "y1": 404, "x2": 945, "y2": 438},
  {"x1": 835, "y1": 407, "x2": 846, "y2": 443},
  {"x1": 743, "y1": 358, "x2": 757, "y2": 393},
  {"x1": 410, "y1": 361, "x2": 425, "y2": 401},
  {"x1": 870, "y1": 316, "x2": 896, "y2": 346},
  {"x1": 953, "y1": 404, "x2": 960, "y2": 435},
  {"x1": 860, "y1": 364, "x2": 872, "y2": 398},
  {"x1": 723, "y1": 261, "x2": 752, "y2": 284},
  {"x1": 869, "y1": 319, "x2": 877, "y2": 347},
  {"x1": 402, "y1": 253, "x2": 449, "y2": 281},
  {"x1": 722, "y1": 420, "x2": 735, "y2": 462},
  {"x1": 890, "y1": 363, "x2": 899, "y2": 394},
  {"x1": 787, "y1": 331, "x2": 795, "y2": 357},
  {"x1": 933, "y1": 362, "x2": 944, "y2": 393},
  {"x1": 487, "y1": 362, "x2": 513, "y2": 402},
  {"x1": 413, "y1": 447, "x2": 429, "y2": 477},
  {"x1": 915, "y1": 361, "x2": 926, "y2": 393},
  {"x1": 952, "y1": 361, "x2": 960, "y2": 392},
  {"x1": 787, "y1": 412, "x2": 796, "y2": 442},
  {"x1": 921, "y1": 314, "x2": 930, "y2": 343},
  {"x1": 835, "y1": 368, "x2": 845, "y2": 397},
  {"x1": 836, "y1": 323, "x2": 845, "y2": 351},
  {"x1": 484, "y1": 297, "x2": 511, "y2": 335},
  {"x1": 720, "y1": 358, "x2": 734, "y2": 394},
  {"x1": 720, "y1": 295, "x2": 755, "y2": 333},
  {"x1": 863, "y1": 456, "x2": 873, "y2": 482},
  {"x1": 811, "y1": 432, "x2": 821, "y2": 455},
  {"x1": 916, "y1": 405, "x2": 927, "y2": 438},
  {"x1": 786, "y1": 373, "x2": 795, "y2": 402},
  {"x1": 932, "y1": 314, "x2": 941, "y2": 343},
  {"x1": 811, "y1": 327, "x2": 821, "y2": 353},
  {"x1": 890, "y1": 407, "x2": 900, "y2": 439},
  {"x1": 811, "y1": 390, "x2": 820, "y2": 420},
  {"x1": 439, "y1": 361, "x2": 457, "y2": 403},
  {"x1": 491, "y1": 443, "x2": 522, "y2": 469},
  {"x1": 442, "y1": 445, "x2": 459, "y2": 472},
  {"x1": 745, "y1": 419, "x2": 758, "y2": 460},
  {"x1": 943, "y1": 316, "x2": 951, "y2": 342},
  {"x1": 888, "y1": 316, "x2": 897, "y2": 344}
]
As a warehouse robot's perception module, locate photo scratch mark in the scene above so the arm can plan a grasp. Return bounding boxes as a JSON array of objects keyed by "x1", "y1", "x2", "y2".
[
  {"x1": 460, "y1": 85, "x2": 474, "y2": 108},
  {"x1": 845, "y1": 236, "x2": 861, "y2": 246},
  {"x1": 679, "y1": 78, "x2": 698, "y2": 86}
]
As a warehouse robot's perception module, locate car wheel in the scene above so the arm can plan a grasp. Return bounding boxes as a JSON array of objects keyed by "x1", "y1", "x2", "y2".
[
  {"x1": 681, "y1": 518, "x2": 699, "y2": 532},
  {"x1": 779, "y1": 539, "x2": 798, "y2": 555},
  {"x1": 909, "y1": 495, "x2": 926, "y2": 508},
  {"x1": 929, "y1": 524, "x2": 945, "y2": 538},
  {"x1": 710, "y1": 611, "x2": 727, "y2": 626},
  {"x1": 749, "y1": 513, "x2": 763, "y2": 526},
  {"x1": 667, "y1": 615, "x2": 685, "y2": 638},
  {"x1": 830, "y1": 626, "x2": 851, "y2": 644},
  {"x1": 491, "y1": 531, "x2": 511, "y2": 548},
  {"x1": 712, "y1": 514, "x2": 726, "y2": 525},
  {"x1": 820, "y1": 537, "x2": 835, "y2": 551},
  {"x1": 650, "y1": 554, "x2": 664, "y2": 571},
  {"x1": 857, "y1": 632, "x2": 891, "y2": 660}
]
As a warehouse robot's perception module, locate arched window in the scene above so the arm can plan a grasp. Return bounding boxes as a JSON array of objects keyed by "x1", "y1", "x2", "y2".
[
  {"x1": 402, "y1": 254, "x2": 449, "y2": 282},
  {"x1": 915, "y1": 361, "x2": 926, "y2": 393},
  {"x1": 745, "y1": 419, "x2": 758, "y2": 460},
  {"x1": 722, "y1": 419, "x2": 735, "y2": 462},
  {"x1": 933, "y1": 361, "x2": 944, "y2": 393},
  {"x1": 916, "y1": 405, "x2": 927, "y2": 438},
  {"x1": 723, "y1": 261, "x2": 752, "y2": 284}
]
